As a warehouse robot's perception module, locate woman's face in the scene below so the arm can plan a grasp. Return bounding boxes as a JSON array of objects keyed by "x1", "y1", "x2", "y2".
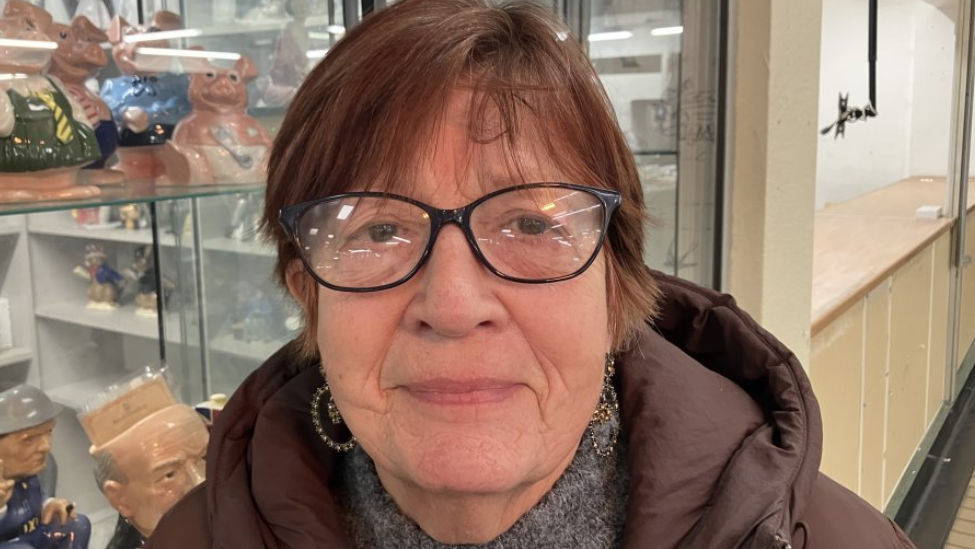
[{"x1": 313, "y1": 93, "x2": 611, "y2": 501}]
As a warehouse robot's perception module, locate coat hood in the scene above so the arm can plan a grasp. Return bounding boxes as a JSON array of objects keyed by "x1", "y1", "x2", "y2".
[{"x1": 198, "y1": 271, "x2": 822, "y2": 549}]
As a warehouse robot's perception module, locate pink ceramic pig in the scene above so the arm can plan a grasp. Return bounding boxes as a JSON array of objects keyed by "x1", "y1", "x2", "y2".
[
  {"x1": 0, "y1": 0, "x2": 101, "y2": 202},
  {"x1": 159, "y1": 53, "x2": 272, "y2": 185},
  {"x1": 46, "y1": 15, "x2": 125, "y2": 185}
]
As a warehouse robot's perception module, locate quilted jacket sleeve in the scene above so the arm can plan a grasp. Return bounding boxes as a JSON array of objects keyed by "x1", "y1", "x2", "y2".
[{"x1": 795, "y1": 474, "x2": 916, "y2": 549}]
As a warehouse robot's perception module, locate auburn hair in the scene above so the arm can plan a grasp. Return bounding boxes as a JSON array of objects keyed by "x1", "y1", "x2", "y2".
[{"x1": 262, "y1": 0, "x2": 660, "y2": 360}]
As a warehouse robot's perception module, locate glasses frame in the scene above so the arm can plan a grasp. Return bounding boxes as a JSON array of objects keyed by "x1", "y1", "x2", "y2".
[{"x1": 279, "y1": 182, "x2": 622, "y2": 292}]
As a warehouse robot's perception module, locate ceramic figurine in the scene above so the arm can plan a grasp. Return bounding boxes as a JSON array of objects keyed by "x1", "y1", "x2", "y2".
[
  {"x1": 236, "y1": 0, "x2": 287, "y2": 25},
  {"x1": 82, "y1": 375, "x2": 207, "y2": 547},
  {"x1": 256, "y1": 0, "x2": 309, "y2": 107},
  {"x1": 46, "y1": 15, "x2": 125, "y2": 185},
  {"x1": 73, "y1": 0, "x2": 110, "y2": 31},
  {"x1": 72, "y1": 243, "x2": 125, "y2": 310},
  {"x1": 127, "y1": 245, "x2": 174, "y2": 317},
  {"x1": 117, "y1": 203, "x2": 148, "y2": 230},
  {"x1": 99, "y1": 12, "x2": 191, "y2": 180},
  {"x1": 226, "y1": 192, "x2": 262, "y2": 241},
  {"x1": 158, "y1": 52, "x2": 272, "y2": 185},
  {"x1": 231, "y1": 287, "x2": 277, "y2": 342},
  {"x1": 0, "y1": 1, "x2": 101, "y2": 202},
  {"x1": 0, "y1": 384, "x2": 91, "y2": 548}
]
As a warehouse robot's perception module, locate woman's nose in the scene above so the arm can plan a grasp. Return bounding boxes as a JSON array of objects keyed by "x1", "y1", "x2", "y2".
[{"x1": 404, "y1": 225, "x2": 506, "y2": 338}]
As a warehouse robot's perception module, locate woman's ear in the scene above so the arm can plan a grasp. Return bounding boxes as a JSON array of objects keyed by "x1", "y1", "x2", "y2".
[{"x1": 285, "y1": 260, "x2": 316, "y2": 306}]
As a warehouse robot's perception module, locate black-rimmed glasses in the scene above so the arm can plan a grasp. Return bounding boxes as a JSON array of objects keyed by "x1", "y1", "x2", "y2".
[{"x1": 279, "y1": 183, "x2": 621, "y2": 292}]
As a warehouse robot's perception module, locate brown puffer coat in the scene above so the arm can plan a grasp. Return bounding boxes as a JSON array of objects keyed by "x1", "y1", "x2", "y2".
[{"x1": 147, "y1": 271, "x2": 917, "y2": 548}]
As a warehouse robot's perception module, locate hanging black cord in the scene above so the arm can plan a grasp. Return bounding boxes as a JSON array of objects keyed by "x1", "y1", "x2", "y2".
[
  {"x1": 820, "y1": 0, "x2": 879, "y2": 137},
  {"x1": 868, "y1": 0, "x2": 878, "y2": 112}
]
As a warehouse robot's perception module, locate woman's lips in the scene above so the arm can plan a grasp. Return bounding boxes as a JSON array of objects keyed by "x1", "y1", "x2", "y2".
[{"x1": 403, "y1": 379, "x2": 521, "y2": 405}]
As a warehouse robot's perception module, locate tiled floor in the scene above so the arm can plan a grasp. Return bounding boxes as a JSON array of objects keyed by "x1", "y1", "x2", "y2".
[{"x1": 947, "y1": 475, "x2": 975, "y2": 548}]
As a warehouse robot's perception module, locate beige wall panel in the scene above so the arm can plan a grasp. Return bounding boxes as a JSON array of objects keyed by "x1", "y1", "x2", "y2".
[
  {"x1": 961, "y1": 213, "x2": 975, "y2": 369},
  {"x1": 810, "y1": 300, "x2": 864, "y2": 492},
  {"x1": 929, "y1": 233, "x2": 950, "y2": 424},
  {"x1": 862, "y1": 283, "x2": 891, "y2": 509},
  {"x1": 886, "y1": 248, "x2": 935, "y2": 499}
]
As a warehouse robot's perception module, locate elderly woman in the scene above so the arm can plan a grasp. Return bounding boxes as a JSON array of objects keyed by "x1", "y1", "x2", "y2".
[{"x1": 147, "y1": 1, "x2": 916, "y2": 548}]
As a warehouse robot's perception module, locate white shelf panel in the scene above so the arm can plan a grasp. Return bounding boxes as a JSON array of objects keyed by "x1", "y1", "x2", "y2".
[
  {"x1": 46, "y1": 372, "x2": 130, "y2": 410},
  {"x1": 27, "y1": 214, "x2": 178, "y2": 247},
  {"x1": 0, "y1": 215, "x2": 24, "y2": 235},
  {"x1": 0, "y1": 346, "x2": 32, "y2": 367},
  {"x1": 203, "y1": 237, "x2": 275, "y2": 257},
  {"x1": 35, "y1": 300, "x2": 174, "y2": 340},
  {"x1": 210, "y1": 333, "x2": 285, "y2": 362}
]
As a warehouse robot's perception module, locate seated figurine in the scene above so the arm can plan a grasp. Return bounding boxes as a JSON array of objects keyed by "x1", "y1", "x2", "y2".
[
  {"x1": 0, "y1": 1, "x2": 101, "y2": 202},
  {"x1": 0, "y1": 385, "x2": 90, "y2": 549},
  {"x1": 72, "y1": 244, "x2": 125, "y2": 310},
  {"x1": 99, "y1": 12, "x2": 191, "y2": 179}
]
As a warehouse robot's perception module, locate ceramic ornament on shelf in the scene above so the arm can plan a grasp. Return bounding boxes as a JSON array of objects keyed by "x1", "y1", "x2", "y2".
[
  {"x1": 46, "y1": 15, "x2": 125, "y2": 185},
  {"x1": 99, "y1": 11, "x2": 191, "y2": 180},
  {"x1": 256, "y1": 0, "x2": 310, "y2": 107},
  {"x1": 0, "y1": 0, "x2": 102, "y2": 203},
  {"x1": 72, "y1": 243, "x2": 125, "y2": 310},
  {"x1": 158, "y1": 51, "x2": 272, "y2": 185}
]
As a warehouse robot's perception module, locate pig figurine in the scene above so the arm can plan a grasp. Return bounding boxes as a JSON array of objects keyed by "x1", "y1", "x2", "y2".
[
  {"x1": 0, "y1": 0, "x2": 101, "y2": 202},
  {"x1": 46, "y1": 15, "x2": 125, "y2": 185},
  {"x1": 99, "y1": 11, "x2": 191, "y2": 180},
  {"x1": 158, "y1": 53, "x2": 272, "y2": 185}
]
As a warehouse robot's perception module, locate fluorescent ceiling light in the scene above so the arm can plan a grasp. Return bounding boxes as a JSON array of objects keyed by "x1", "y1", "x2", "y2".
[
  {"x1": 123, "y1": 29, "x2": 203, "y2": 43},
  {"x1": 308, "y1": 31, "x2": 331, "y2": 40},
  {"x1": 325, "y1": 25, "x2": 345, "y2": 34},
  {"x1": 588, "y1": 31, "x2": 633, "y2": 42},
  {"x1": 306, "y1": 49, "x2": 329, "y2": 59},
  {"x1": 138, "y1": 47, "x2": 241, "y2": 61},
  {"x1": 651, "y1": 26, "x2": 683, "y2": 36},
  {"x1": 0, "y1": 73, "x2": 29, "y2": 81},
  {"x1": 0, "y1": 38, "x2": 57, "y2": 50}
]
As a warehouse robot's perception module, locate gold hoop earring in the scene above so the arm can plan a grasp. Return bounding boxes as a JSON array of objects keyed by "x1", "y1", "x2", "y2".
[
  {"x1": 588, "y1": 354, "x2": 620, "y2": 458},
  {"x1": 311, "y1": 378, "x2": 357, "y2": 452}
]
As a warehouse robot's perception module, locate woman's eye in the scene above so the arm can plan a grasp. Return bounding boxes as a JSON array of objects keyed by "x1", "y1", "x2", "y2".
[
  {"x1": 367, "y1": 224, "x2": 398, "y2": 242},
  {"x1": 164, "y1": 471, "x2": 177, "y2": 480},
  {"x1": 516, "y1": 217, "x2": 548, "y2": 236},
  {"x1": 59, "y1": 30, "x2": 68, "y2": 40}
]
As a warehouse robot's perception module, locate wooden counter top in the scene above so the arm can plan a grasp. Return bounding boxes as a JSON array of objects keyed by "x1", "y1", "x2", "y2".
[{"x1": 812, "y1": 177, "x2": 974, "y2": 335}]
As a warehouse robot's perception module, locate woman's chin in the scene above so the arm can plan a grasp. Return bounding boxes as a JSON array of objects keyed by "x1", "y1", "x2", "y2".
[{"x1": 389, "y1": 434, "x2": 537, "y2": 495}]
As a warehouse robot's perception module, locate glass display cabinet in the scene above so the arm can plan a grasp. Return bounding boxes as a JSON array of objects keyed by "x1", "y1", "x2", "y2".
[{"x1": 0, "y1": 0, "x2": 724, "y2": 546}]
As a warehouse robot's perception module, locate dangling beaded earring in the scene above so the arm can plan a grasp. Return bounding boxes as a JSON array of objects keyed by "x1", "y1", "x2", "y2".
[
  {"x1": 588, "y1": 354, "x2": 620, "y2": 458},
  {"x1": 311, "y1": 373, "x2": 357, "y2": 452}
]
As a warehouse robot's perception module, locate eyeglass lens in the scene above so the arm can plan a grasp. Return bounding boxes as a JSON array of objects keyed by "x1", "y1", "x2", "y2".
[{"x1": 294, "y1": 186, "x2": 606, "y2": 289}]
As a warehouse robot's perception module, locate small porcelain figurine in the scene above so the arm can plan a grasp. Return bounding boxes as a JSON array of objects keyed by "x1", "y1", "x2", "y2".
[
  {"x1": 158, "y1": 52, "x2": 272, "y2": 185},
  {"x1": 236, "y1": 0, "x2": 288, "y2": 25},
  {"x1": 231, "y1": 287, "x2": 277, "y2": 342},
  {"x1": 0, "y1": 384, "x2": 91, "y2": 548},
  {"x1": 99, "y1": 12, "x2": 191, "y2": 180},
  {"x1": 256, "y1": 0, "x2": 310, "y2": 107},
  {"x1": 72, "y1": 243, "x2": 125, "y2": 310},
  {"x1": 46, "y1": 15, "x2": 125, "y2": 185},
  {"x1": 0, "y1": 1, "x2": 101, "y2": 202},
  {"x1": 127, "y1": 245, "x2": 174, "y2": 317},
  {"x1": 117, "y1": 203, "x2": 148, "y2": 230},
  {"x1": 227, "y1": 192, "x2": 262, "y2": 241}
]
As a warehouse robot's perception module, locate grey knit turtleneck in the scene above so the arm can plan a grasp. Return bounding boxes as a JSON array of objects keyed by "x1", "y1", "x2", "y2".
[{"x1": 337, "y1": 421, "x2": 628, "y2": 549}]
